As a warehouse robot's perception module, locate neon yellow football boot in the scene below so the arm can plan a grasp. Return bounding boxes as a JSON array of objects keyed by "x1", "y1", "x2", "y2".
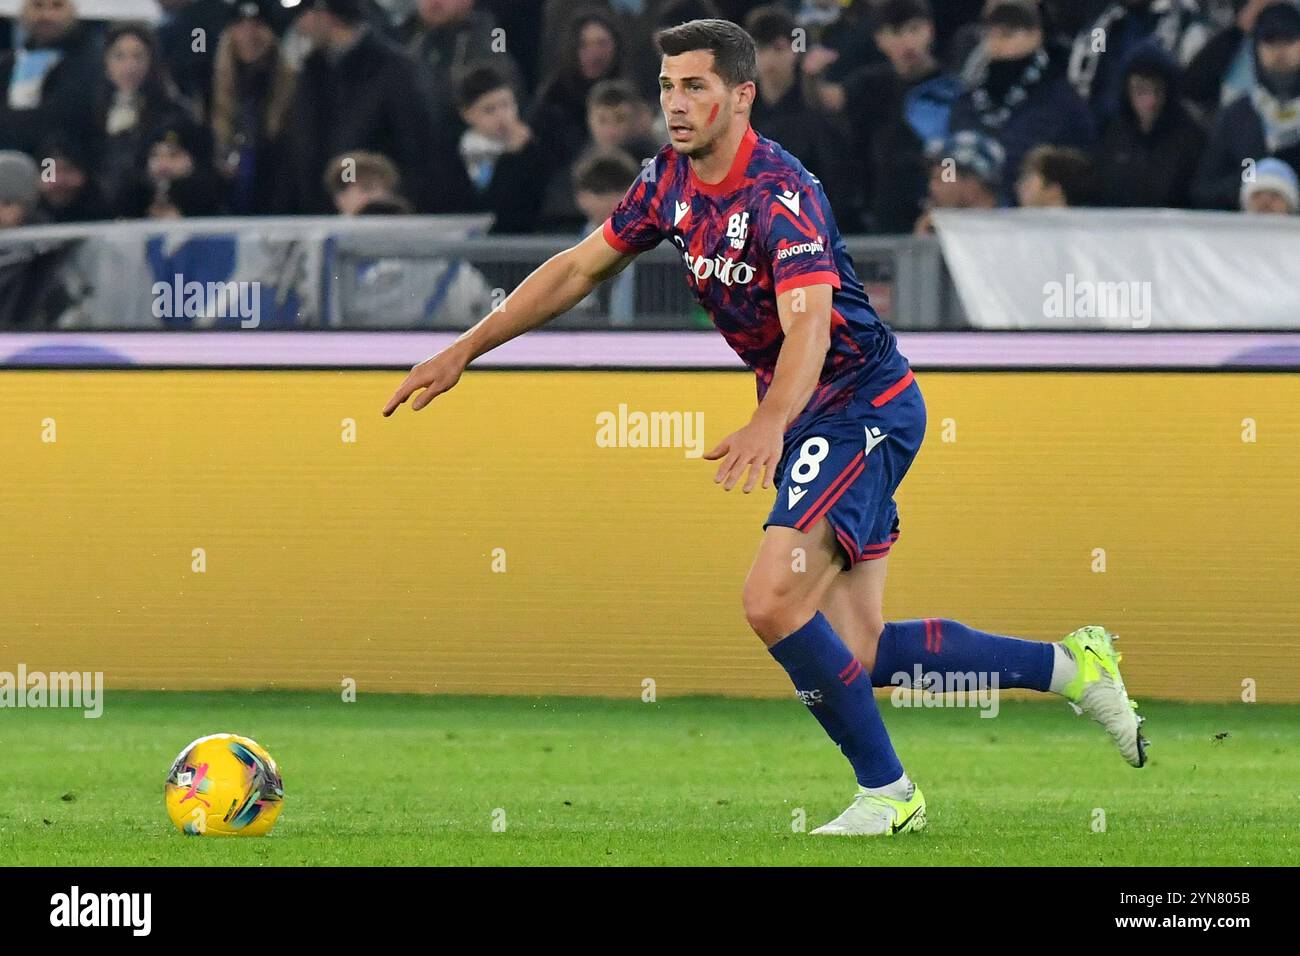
[
  {"x1": 810, "y1": 784, "x2": 927, "y2": 836},
  {"x1": 1059, "y1": 625, "x2": 1148, "y2": 767}
]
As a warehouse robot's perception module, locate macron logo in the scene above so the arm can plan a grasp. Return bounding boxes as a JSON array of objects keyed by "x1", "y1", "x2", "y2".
[
  {"x1": 674, "y1": 200, "x2": 690, "y2": 226},
  {"x1": 787, "y1": 486, "x2": 808, "y2": 509},
  {"x1": 776, "y1": 190, "x2": 800, "y2": 217}
]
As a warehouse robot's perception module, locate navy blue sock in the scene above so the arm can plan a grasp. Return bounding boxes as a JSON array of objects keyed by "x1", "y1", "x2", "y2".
[
  {"x1": 870, "y1": 619, "x2": 1054, "y2": 692},
  {"x1": 769, "y1": 612, "x2": 904, "y2": 788}
]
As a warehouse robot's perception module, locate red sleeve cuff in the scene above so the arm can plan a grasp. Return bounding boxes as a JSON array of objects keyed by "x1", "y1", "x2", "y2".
[
  {"x1": 775, "y1": 270, "x2": 841, "y2": 296},
  {"x1": 602, "y1": 218, "x2": 642, "y2": 255}
]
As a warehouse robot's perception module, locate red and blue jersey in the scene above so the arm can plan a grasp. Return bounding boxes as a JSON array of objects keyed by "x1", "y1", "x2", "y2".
[{"x1": 603, "y1": 125, "x2": 913, "y2": 430}]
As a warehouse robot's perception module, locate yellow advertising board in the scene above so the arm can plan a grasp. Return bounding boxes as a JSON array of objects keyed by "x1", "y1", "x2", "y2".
[{"x1": 1, "y1": 371, "x2": 1295, "y2": 702}]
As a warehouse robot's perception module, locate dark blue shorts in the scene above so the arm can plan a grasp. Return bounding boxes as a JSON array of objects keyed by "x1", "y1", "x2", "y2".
[{"x1": 765, "y1": 372, "x2": 926, "y2": 567}]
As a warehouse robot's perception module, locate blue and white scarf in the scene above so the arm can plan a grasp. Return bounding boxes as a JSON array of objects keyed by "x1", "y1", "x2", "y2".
[
  {"x1": 969, "y1": 49, "x2": 1049, "y2": 130},
  {"x1": 7, "y1": 48, "x2": 64, "y2": 110}
]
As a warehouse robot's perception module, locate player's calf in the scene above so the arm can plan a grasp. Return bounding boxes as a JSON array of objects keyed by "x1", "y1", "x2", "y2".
[{"x1": 868, "y1": 618, "x2": 1148, "y2": 768}]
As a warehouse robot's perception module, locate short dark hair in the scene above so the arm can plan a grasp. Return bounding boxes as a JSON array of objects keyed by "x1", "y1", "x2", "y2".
[
  {"x1": 744, "y1": 5, "x2": 796, "y2": 47},
  {"x1": 654, "y1": 17, "x2": 757, "y2": 87},
  {"x1": 573, "y1": 149, "x2": 641, "y2": 194},
  {"x1": 982, "y1": 1, "x2": 1042, "y2": 32},
  {"x1": 587, "y1": 78, "x2": 641, "y2": 112},
  {"x1": 1021, "y1": 145, "x2": 1095, "y2": 206},
  {"x1": 872, "y1": 0, "x2": 933, "y2": 32},
  {"x1": 454, "y1": 63, "x2": 513, "y2": 112}
]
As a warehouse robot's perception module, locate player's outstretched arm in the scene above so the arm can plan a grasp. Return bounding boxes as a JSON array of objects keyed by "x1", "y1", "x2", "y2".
[{"x1": 382, "y1": 228, "x2": 635, "y2": 416}]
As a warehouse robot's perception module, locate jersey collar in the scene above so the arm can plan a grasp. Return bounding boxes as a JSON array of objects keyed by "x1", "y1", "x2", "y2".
[{"x1": 687, "y1": 125, "x2": 758, "y2": 197}]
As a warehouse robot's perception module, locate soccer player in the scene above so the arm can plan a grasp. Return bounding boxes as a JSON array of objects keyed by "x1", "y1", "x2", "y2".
[{"x1": 383, "y1": 19, "x2": 1147, "y2": 836}]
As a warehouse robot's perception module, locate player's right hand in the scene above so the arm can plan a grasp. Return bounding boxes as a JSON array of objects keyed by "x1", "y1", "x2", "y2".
[{"x1": 382, "y1": 346, "x2": 468, "y2": 416}]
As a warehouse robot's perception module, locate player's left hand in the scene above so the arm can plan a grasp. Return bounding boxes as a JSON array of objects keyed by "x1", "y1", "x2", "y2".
[
  {"x1": 382, "y1": 344, "x2": 468, "y2": 416},
  {"x1": 703, "y1": 414, "x2": 785, "y2": 493}
]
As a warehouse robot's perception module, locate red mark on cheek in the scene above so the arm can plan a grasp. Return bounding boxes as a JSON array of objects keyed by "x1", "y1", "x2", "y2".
[{"x1": 707, "y1": 103, "x2": 719, "y2": 126}]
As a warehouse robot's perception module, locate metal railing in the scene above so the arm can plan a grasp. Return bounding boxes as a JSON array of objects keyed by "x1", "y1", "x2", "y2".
[{"x1": 0, "y1": 216, "x2": 963, "y2": 332}]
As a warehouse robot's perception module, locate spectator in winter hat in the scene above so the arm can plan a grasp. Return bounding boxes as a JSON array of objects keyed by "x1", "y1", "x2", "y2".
[
  {"x1": 914, "y1": 130, "x2": 1004, "y2": 234},
  {"x1": 1240, "y1": 155, "x2": 1299, "y2": 211},
  {"x1": 0, "y1": 149, "x2": 44, "y2": 228}
]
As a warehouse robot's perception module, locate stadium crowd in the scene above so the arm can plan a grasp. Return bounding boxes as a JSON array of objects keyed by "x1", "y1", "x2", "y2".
[{"x1": 1, "y1": 0, "x2": 1298, "y2": 237}]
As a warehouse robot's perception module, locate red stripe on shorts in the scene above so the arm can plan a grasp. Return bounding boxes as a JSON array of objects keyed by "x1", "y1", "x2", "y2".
[{"x1": 794, "y1": 451, "x2": 864, "y2": 531}]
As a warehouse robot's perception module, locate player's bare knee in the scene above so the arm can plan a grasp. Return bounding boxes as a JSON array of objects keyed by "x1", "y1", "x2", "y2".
[{"x1": 743, "y1": 583, "x2": 815, "y2": 645}]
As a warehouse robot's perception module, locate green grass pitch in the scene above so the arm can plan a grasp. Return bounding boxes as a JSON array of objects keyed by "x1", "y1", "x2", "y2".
[{"x1": 2, "y1": 692, "x2": 1297, "y2": 866}]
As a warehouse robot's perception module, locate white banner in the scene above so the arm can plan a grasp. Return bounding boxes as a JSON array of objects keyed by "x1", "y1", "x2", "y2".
[
  {"x1": 0, "y1": 0, "x2": 160, "y2": 19},
  {"x1": 932, "y1": 208, "x2": 1300, "y2": 330}
]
